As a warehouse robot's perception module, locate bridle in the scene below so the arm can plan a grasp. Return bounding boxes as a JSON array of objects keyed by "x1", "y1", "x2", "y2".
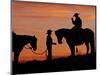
[{"x1": 24, "y1": 44, "x2": 47, "y2": 56}]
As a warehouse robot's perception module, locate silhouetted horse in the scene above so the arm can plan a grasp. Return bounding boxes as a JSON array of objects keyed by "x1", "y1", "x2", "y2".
[
  {"x1": 55, "y1": 28, "x2": 94, "y2": 56},
  {"x1": 12, "y1": 32, "x2": 37, "y2": 63}
]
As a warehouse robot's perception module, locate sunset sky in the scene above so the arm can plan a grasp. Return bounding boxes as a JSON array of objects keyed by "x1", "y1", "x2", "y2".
[{"x1": 12, "y1": 1, "x2": 96, "y2": 63}]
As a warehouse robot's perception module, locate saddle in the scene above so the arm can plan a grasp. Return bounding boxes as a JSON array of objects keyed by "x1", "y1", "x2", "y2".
[{"x1": 70, "y1": 27, "x2": 84, "y2": 44}]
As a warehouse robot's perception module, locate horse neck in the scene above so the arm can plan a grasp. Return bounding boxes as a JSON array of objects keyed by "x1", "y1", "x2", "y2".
[
  {"x1": 63, "y1": 29, "x2": 69, "y2": 37},
  {"x1": 25, "y1": 36, "x2": 32, "y2": 42},
  {"x1": 19, "y1": 35, "x2": 32, "y2": 45}
]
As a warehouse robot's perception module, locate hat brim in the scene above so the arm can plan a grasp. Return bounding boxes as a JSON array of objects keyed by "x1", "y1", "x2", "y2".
[
  {"x1": 74, "y1": 14, "x2": 79, "y2": 16},
  {"x1": 46, "y1": 31, "x2": 52, "y2": 34}
]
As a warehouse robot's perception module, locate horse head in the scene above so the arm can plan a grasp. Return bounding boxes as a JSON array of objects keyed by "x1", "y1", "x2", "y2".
[{"x1": 55, "y1": 30, "x2": 63, "y2": 44}]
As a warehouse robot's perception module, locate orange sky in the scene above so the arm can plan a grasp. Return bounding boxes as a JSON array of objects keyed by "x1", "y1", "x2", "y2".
[{"x1": 12, "y1": 1, "x2": 96, "y2": 63}]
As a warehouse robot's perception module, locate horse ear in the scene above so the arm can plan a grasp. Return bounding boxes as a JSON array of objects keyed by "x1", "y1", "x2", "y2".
[
  {"x1": 32, "y1": 35, "x2": 34, "y2": 37},
  {"x1": 32, "y1": 35, "x2": 36, "y2": 39},
  {"x1": 32, "y1": 35, "x2": 35, "y2": 37}
]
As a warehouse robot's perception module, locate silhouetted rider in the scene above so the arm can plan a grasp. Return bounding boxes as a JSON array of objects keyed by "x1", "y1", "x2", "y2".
[
  {"x1": 72, "y1": 13, "x2": 82, "y2": 29},
  {"x1": 46, "y1": 30, "x2": 56, "y2": 61},
  {"x1": 71, "y1": 13, "x2": 83, "y2": 46}
]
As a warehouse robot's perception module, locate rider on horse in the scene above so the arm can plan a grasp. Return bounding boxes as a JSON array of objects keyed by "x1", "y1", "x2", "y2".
[
  {"x1": 71, "y1": 13, "x2": 83, "y2": 44},
  {"x1": 71, "y1": 13, "x2": 82, "y2": 29}
]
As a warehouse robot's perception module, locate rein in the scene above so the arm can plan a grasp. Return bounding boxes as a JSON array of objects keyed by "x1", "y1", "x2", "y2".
[{"x1": 24, "y1": 44, "x2": 47, "y2": 56}]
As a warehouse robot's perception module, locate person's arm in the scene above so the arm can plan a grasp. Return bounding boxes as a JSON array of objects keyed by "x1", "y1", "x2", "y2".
[
  {"x1": 52, "y1": 42, "x2": 56, "y2": 45},
  {"x1": 80, "y1": 18, "x2": 82, "y2": 26},
  {"x1": 71, "y1": 18, "x2": 75, "y2": 25}
]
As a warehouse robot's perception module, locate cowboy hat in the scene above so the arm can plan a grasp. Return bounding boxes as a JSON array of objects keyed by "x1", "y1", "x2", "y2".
[
  {"x1": 47, "y1": 30, "x2": 52, "y2": 34},
  {"x1": 73, "y1": 13, "x2": 80, "y2": 16}
]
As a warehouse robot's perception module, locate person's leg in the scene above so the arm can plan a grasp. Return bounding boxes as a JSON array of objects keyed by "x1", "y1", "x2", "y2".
[{"x1": 47, "y1": 47, "x2": 52, "y2": 61}]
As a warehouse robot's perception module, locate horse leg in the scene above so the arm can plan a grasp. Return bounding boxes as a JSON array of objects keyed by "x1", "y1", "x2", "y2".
[
  {"x1": 85, "y1": 42, "x2": 89, "y2": 55},
  {"x1": 90, "y1": 34, "x2": 94, "y2": 54},
  {"x1": 71, "y1": 46, "x2": 75, "y2": 56},
  {"x1": 68, "y1": 44, "x2": 75, "y2": 56},
  {"x1": 14, "y1": 51, "x2": 20, "y2": 64}
]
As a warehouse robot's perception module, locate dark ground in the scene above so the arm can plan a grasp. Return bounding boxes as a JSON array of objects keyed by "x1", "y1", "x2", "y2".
[{"x1": 12, "y1": 52, "x2": 96, "y2": 75}]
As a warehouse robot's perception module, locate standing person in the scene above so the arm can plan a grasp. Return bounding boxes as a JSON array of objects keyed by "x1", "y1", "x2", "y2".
[
  {"x1": 46, "y1": 30, "x2": 56, "y2": 61},
  {"x1": 71, "y1": 13, "x2": 82, "y2": 29}
]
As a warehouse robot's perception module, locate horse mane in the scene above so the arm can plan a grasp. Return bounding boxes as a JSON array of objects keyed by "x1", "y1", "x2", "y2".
[
  {"x1": 55, "y1": 28, "x2": 70, "y2": 36},
  {"x1": 56, "y1": 28, "x2": 69, "y2": 31}
]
